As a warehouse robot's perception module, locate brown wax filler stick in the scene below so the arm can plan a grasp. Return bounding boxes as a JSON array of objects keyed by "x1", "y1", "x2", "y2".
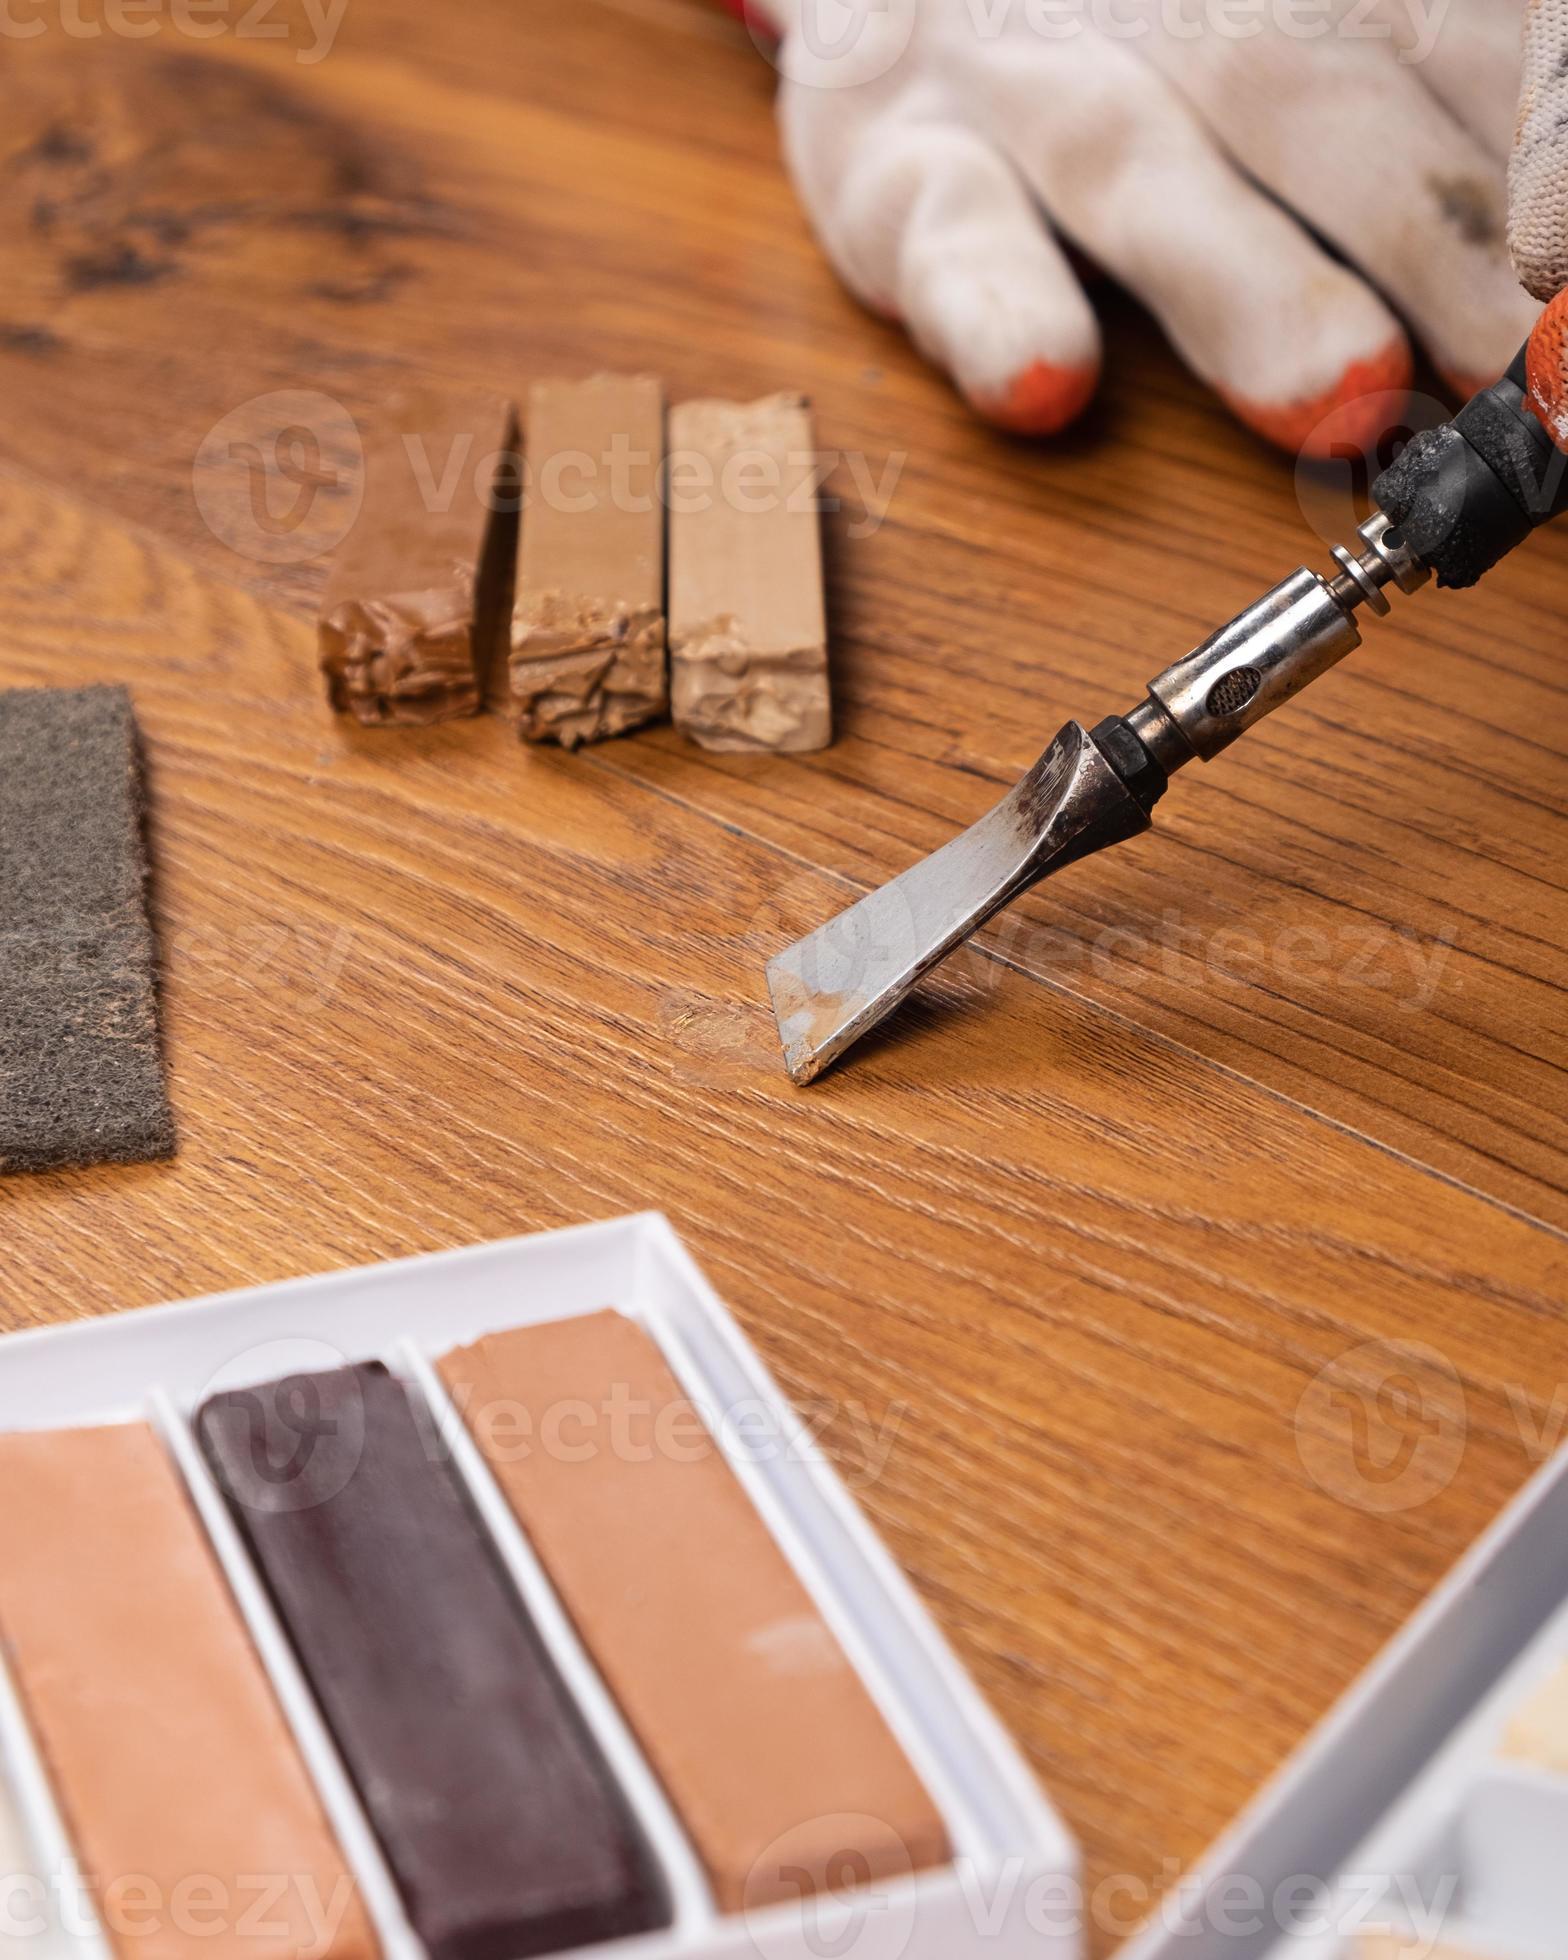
[
  {"x1": 319, "y1": 386, "x2": 516, "y2": 726},
  {"x1": 668, "y1": 393, "x2": 832, "y2": 753},
  {"x1": 0, "y1": 1422, "x2": 377, "y2": 1960},
  {"x1": 439, "y1": 1311, "x2": 949, "y2": 1912},
  {"x1": 512, "y1": 376, "x2": 667, "y2": 746},
  {"x1": 196, "y1": 1363, "x2": 668, "y2": 1960}
]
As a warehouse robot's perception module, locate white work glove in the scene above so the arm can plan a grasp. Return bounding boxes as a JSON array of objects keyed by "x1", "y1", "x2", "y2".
[{"x1": 741, "y1": 0, "x2": 1541, "y2": 452}]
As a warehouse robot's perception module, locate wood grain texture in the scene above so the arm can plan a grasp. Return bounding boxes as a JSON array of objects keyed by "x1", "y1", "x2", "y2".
[{"x1": 0, "y1": 4, "x2": 1564, "y2": 1951}]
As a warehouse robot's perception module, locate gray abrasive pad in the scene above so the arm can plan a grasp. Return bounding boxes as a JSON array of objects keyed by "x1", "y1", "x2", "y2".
[{"x1": 0, "y1": 685, "x2": 176, "y2": 1174}]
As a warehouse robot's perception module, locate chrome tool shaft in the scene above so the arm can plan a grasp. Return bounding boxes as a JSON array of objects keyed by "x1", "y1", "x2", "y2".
[{"x1": 765, "y1": 517, "x2": 1428, "y2": 1085}]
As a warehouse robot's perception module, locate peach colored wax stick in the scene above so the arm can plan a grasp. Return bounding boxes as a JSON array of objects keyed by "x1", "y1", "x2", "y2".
[
  {"x1": 0, "y1": 1422, "x2": 378, "y2": 1960},
  {"x1": 439, "y1": 1311, "x2": 949, "y2": 1911}
]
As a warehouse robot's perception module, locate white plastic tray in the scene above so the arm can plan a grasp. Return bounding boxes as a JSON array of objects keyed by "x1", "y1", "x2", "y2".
[
  {"x1": 1123, "y1": 1438, "x2": 1568, "y2": 1960},
  {"x1": 0, "y1": 1214, "x2": 1079, "y2": 1960}
]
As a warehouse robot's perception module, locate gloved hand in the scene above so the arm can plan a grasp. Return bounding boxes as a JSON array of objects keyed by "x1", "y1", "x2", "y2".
[
  {"x1": 1512, "y1": 0, "x2": 1568, "y2": 446},
  {"x1": 733, "y1": 0, "x2": 1542, "y2": 453}
]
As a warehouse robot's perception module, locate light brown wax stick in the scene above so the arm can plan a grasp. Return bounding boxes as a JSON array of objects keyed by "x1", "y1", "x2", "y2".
[
  {"x1": 0, "y1": 1423, "x2": 378, "y2": 1960},
  {"x1": 668, "y1": 394, "x2": 832, "y2": 753},
  {"x1": 512, "y1": 376, "x2": 667, "y2": 746},
  {"x1": 1502, "y1": 1659, "x2": 1568, "y2": 1773},
  {"x1": 319, "y1": 385, "x2": 516, "y2": 726},
  {"x1": 1358, "y1": 1940, "x2": 1500, "y2": 1960},
  {"x1": 439, "y1": 1311, "x2": 948, "y2": 1912}
]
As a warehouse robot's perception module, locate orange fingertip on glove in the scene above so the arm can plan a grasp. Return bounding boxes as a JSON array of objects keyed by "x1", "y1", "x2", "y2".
[
  {"x1": 972, "y1": 358, "x2": 1102, "y2": 437},
  {"x1": 1525, "y1": 290, "x2": 1568, "y2": 454},
  {"x1": 969, "y1": 345, "x2": 1414, "y2": 454},
  {"x1": 1220, "y1": 341, "x2": 1414, "y2": 460}
]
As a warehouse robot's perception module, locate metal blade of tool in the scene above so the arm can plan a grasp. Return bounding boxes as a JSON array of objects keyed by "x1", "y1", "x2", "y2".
[{"x1": 765, "y1": 722, "x2": 1155, "y2": 1085}]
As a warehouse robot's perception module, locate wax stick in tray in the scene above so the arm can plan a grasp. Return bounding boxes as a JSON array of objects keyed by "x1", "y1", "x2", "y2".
[
  {"x1": 197, "y1": 1362, "x2": 669, "y2": 1960},
  {"x1": 0, "y1": 1422, "x2": 377, "y2": 1960}
]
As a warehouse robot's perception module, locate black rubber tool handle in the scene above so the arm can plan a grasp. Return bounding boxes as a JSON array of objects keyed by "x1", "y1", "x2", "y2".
[{"x1": 1372, "y1": 341, "x2": 1568, "y2": 589}]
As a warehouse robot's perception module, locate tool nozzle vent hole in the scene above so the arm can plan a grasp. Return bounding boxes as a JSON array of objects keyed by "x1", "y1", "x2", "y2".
[{"x1": 1206, "y1": 666, "x2": 1262, "y2": 718}]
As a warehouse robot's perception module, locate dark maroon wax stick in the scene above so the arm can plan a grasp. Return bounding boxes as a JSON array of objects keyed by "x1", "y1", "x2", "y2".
[{"x1": 196, "y1": 1362, "x2": 668, "y2": 1960}]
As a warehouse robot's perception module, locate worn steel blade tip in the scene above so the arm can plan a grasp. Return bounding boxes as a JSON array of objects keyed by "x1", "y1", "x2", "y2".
[
  {"x1": 765, "y1": 949, "x2": 872, "y2": 1086},
  {"x1": 764, "y1": 722, "x2": 1153, "y2": 1085}
]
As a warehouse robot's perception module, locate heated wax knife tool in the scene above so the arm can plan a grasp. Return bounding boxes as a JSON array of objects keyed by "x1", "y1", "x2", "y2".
[{"x1": 767, "y1": 339, "x2": 1568, "y2": 1085}]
